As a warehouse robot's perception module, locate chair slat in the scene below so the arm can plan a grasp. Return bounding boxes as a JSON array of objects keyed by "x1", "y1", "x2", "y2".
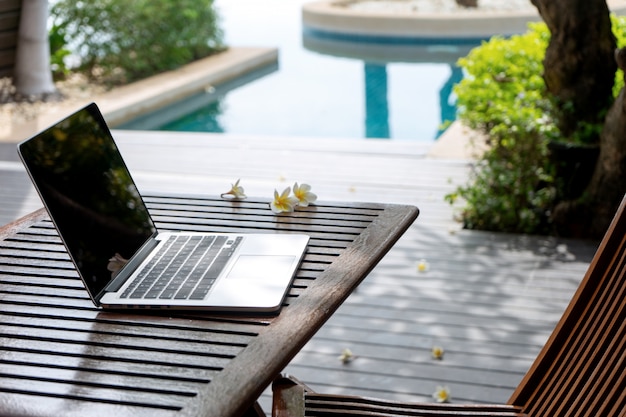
[
  {"x1": 272, "y1": 375, "x2": 524, "y2": 417},
  {"x1": 517, "y1": 228, "x2": 626, "y2": 416},
  {"x1": 306, "y1": 397, "x2": 523, "y2": 416}
]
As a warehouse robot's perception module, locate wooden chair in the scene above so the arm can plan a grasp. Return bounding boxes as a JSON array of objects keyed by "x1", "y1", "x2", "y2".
[{"x1": 272, "y1": 195, "x2": 626, "y2": 417}]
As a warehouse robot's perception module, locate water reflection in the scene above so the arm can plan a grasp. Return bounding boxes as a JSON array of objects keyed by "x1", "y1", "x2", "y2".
[
  {"x1": 119, "y1": 62, "x2": 277, "y2": 131},
  {"x1": 302, "y1": 31, "x2": 474, "y2": 139},
  {"x1": 439, "y1": 65, "x2": 464, "y2": 137},
  {"x1": 365, "y1": 63, "x2": 389, "y2": 138}
]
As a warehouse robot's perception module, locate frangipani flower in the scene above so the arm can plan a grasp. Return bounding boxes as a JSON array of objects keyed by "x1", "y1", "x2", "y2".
[
  {"x1": 271, "y1": 187, "x2": 299, "y2": 214},
  {"x1": 221, "y1": 179, "x2": 247, "y2": 200},
  {"x1": 338, "y1": 348, "x2": 355, "y2": 364},
  {"x1": 433, "y1": 386, "x2": 451, "y2": 403},
  {"x1": 431, "y1": 346, "x2": 445, "y2": 360},
  {"x1": 293, "y1": 182, "x2": 317, "y2": 207},
  {"x1": 417, "y1": 259, "x2": 429, "y2": 272}
]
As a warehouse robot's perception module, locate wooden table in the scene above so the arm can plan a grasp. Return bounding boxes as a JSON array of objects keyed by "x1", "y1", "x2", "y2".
[{"x1": 0, "y1": 193, "x2": 418, "y2": 417}]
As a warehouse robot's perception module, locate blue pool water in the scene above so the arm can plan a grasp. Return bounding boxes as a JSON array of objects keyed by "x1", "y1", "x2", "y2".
[{"x1": 121, "y1": 0, "x2": 480, "y2": 141}]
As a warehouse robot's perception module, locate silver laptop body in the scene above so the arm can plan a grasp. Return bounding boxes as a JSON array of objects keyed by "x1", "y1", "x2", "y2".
[{"x1": 17, "y1": 103, "x2": 308, "y2": 312}]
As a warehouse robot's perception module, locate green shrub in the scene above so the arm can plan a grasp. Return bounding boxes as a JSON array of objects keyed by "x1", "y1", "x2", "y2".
[
  {"x1": 50, "y1": 0, "x2": 225, "y2": 84},
  {"x1": 447, "y1": 17, "x2": 626, "y2": 235},
  {"x1": 446, "y1": 23, "x2": 556, "y2": 234},
  {"x1": 613, "y1": 15, "x2": 626, "y2": 96},
  {"x1": 49, "y1": 22, "x2": 71, "y2": 80}
]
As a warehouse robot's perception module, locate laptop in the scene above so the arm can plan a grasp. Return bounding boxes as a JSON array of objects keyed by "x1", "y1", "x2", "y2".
[{"x1": 17, "y1": 103, "x2": 309, "y2": 312}]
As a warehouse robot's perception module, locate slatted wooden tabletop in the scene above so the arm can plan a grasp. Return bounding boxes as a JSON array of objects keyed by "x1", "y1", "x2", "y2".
[{"x1": 0, "y1": 194, "x2": 418, "y2": 417}]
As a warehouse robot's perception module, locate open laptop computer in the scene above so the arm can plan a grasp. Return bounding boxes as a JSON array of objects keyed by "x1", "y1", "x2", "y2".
[{"x1": 17, "y1": 102, "x2": 309, "y2": 312}]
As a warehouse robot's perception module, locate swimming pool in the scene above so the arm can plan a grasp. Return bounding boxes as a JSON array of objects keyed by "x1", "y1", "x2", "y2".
[{"x1": 120, "y1": 0, "x2": 481, "y2": 141}]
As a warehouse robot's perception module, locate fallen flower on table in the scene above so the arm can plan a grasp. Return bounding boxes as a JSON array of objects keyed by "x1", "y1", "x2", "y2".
[
  {"x1": 221, "y1": 179, "x2": 247, "y2": 200},
  {"x1": 338, "y1": 348, "x2": 355, "y2": 364},
  {"x1": 431, "y1": 346, "x2": 445, "y2": 360},
  {"x1": 417, "y1": 259, "x2": 429, "y2": 272},
  {"x1": 433, "y1": 386, "x2": 451, "y2": 403},
  {"x1": 270, "y1": 187, "x2": 299, "y2": 214},
  {"x1": 293, "y1": 182, "x2": 317, "y2": 207}
]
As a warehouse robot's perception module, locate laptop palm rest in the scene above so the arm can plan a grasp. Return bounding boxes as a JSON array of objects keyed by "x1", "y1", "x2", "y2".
[
  {"x1": 227, "y1": 255, "x2": 295, "y2": 279},
  {"x1": 208, "y1": 255, "x2": 297, "y2": 309}
]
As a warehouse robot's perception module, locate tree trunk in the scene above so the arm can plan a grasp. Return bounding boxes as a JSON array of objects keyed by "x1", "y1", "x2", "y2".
[
  {"x1": 455, "y1": 0, "x2": 478, "y2": 7},
  {"x1": 552, "y1": 48, "x2": 626, "y2": 238},
  {"x1": 531, "y1": 0, "x2": 626, "y2": 238},
  {"x1": 531, "y1": 0, "x2": 615, "y2": 140},
  {"x1": 14, "y1": 0, "x2": 57, "y2": 98}
]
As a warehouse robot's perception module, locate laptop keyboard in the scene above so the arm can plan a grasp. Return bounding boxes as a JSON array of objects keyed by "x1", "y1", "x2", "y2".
[{"x1": 120, "y1": 235, "x2": 242, "y2": 300}]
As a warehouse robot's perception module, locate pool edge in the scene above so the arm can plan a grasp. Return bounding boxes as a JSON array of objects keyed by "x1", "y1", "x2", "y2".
[{"x1": 1, "y1": 47, "x2": 279, "y2": 143}]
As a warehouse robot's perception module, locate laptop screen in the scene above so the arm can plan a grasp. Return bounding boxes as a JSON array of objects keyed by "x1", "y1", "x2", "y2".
[{"x1": 18, "y1": 103, "x2": 157, "y2": 300}]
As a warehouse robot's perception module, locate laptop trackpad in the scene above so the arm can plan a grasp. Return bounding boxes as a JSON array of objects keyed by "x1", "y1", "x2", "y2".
[{"x1": 227, "y1": 255, "x2": 295, "y2": 280}]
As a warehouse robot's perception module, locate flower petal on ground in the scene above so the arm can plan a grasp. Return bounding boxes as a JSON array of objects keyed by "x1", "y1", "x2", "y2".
[
  {"x1": 433, "y1": 386, "x2": 451, "y2": 403},
  {"x1": 431, "y1": 346, "x2": 445, "y2": 360},
  {"x1": 338, "y1": 348, "x2": 354, "y2": 364},
  {"x1": 417, "y1": 259, "x2": 429, "y2": 272}
]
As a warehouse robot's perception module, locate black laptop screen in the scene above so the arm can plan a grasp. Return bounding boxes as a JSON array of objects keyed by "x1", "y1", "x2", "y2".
[{"x1": 18, "y1": 104, "x2": 157, "y2": 300}]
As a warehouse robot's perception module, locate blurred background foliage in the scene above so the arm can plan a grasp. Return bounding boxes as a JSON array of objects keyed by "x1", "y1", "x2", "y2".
[{"x1": 49, "y1": 0, "x2": 225, "y2": 84}]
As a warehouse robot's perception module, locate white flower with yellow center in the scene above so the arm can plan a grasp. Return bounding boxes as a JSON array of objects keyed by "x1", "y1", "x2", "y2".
[
  {"x1": 431, "y1": 346, "x2": 445, "y2": 360},
  {"x1": 221, "y1": 179, "x2": 247, "y2": 200},
  {"x1": 271, "y1": 187, "x2": 298, "y2": 214},
  {"x1": 417, "y1": 259, "x2": 429, "y2": 272},
  {"x1": 433, "y1": 386, "x2": 451, "y2": 403},
  {"x1": 293, "y1": 182, "x2": 317, "y2": 207}
]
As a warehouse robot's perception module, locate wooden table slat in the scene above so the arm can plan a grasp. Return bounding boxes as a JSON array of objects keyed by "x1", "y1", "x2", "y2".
[
  {"x1": 151, "y1": 221, "x2": 363, "y2": 242},
  {"x1": 0, "y1": 379, "x2": 189, "y2": 411},
  {"x1": 0, "y1": 346, "x2": 230, "y2": 379},
  {"x1": 0, "y1": 313, "x2": 254, "y2": 344},
  {"x1": 146, "y1": 205, "x2": 380, "y2": 224},
  {"x1": 150, "y1": 212, "x2": 373, "y2": 232},
  {"x1": 142, "y1": 194, "x2": 386, "y2": 213}
]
